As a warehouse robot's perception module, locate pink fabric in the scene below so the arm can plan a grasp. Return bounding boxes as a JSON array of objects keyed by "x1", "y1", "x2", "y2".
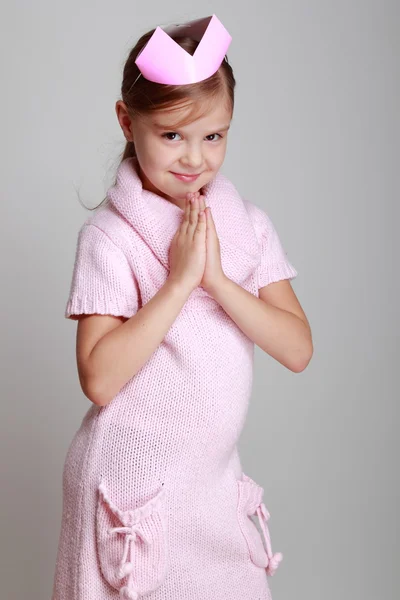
[{"x1": 52, "y1": 157, "x2": 297, "y2": 600}]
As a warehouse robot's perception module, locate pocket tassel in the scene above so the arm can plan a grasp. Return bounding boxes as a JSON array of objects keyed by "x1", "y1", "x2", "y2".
[
  {"x1": 256, "y1": 503, "x2": 283, "y2": 576},
  {"x1": 108, "y1": 524, "x2": 151, "y2": 599}
]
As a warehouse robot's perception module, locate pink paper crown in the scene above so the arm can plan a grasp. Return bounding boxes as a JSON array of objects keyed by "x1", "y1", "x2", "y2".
[{"x1": 134, "y1": 14, "x2": 232, "y2": 85}]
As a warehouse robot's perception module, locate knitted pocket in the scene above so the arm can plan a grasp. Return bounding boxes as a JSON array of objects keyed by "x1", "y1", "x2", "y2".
[
  {"x1": 236, "y1": 472, "x2": 283, "y2": 576},
  {"x1": 96, "y1": 478, "x2": 169, "y2": 600}
]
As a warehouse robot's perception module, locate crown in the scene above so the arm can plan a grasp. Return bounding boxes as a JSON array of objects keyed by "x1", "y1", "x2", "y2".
[{"x1": 134, "y1": 14, "x2": 232, "y2": 85}]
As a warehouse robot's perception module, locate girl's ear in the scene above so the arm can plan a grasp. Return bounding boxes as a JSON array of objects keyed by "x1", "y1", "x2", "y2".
[{"x1": 115, "y1": 100, "x2": 134, "y2": 142}]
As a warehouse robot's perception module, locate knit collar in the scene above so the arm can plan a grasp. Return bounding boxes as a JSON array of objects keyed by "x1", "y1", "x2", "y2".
[{"x1": 107, "y1": 157, "x2": 260, "y2": 286}]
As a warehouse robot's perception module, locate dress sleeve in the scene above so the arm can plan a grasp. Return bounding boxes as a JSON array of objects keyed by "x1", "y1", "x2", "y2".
[
  {"x1": 65, "y1": 223, "x2": 139, "y2": 320},
  {"x1": 255, "y1": 208, "x2": 298, "y2": 289}
]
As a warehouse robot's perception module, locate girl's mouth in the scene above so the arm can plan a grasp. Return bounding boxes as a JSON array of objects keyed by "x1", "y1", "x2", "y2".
[{"x1": 171, "y1": 172, "x2": 201, "y2": 182}]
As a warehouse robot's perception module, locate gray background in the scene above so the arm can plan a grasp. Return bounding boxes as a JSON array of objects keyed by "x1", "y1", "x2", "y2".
[{"x1": 0, "y1": 1, "x2": 398, "y2": 599}]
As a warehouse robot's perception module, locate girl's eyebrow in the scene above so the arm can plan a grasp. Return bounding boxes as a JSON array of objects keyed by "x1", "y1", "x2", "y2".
[{"x1": 153, "y1": 122, "x2": 231, "y2": 132}]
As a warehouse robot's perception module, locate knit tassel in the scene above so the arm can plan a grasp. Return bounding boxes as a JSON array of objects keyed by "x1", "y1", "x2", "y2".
[
  {"x1": 266, "y1": 551, "x2": 283, "y2": 576},
  {"x1": 117, "y1": 562, "x2": 135, "y2": 578},
  {"x1": 257, "y1": 503, "x2": 283, "y2": 576},
  {"x1": 119, "y1": 585, "x2": 139, "y2": 599}
]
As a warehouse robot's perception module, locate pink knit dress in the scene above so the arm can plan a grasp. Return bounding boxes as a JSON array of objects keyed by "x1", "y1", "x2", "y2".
[{"x1": 52, "y1": 157, "x2": 298, "y2": 600}]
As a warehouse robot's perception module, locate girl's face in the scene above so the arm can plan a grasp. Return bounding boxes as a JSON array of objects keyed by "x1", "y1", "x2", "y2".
[{"x1": 117, "y1": 99, "x2": 232, "y2": 208}]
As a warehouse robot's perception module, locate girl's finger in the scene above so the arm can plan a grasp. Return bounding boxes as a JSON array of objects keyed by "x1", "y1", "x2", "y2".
[
  {"x1": 188, "y1": 193, "x2": 199, "y2": 233},
  {"x1": 180, "y1": 193, "x2": 192, "y2": 235}
]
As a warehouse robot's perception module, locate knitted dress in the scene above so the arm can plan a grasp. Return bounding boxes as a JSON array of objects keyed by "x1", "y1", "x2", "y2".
[{"x1": 52, "y1": 157, "x2": 298, "y2": 600}]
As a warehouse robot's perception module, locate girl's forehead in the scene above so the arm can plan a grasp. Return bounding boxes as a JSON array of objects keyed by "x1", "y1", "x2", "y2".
[{"x1": 148, "y1": 101, "x2": 232, "y2": 131}]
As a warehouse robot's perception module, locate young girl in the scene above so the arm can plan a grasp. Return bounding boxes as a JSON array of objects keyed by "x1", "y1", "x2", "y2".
[{"x1": 52, "y1": 14, "x2": 312, "y2": 600}]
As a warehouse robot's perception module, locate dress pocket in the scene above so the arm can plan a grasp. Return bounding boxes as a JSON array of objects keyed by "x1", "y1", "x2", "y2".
[
  {"x1": 96, "y1": 478, "x2": 169, "y2": 599},
  {"x1": 236, "y1": 472, "x2": 283, "y2": 576}
]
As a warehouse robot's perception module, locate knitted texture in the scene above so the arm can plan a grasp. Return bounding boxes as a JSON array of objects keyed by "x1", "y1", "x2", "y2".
[{"x1": 52, "y1": 158, "x2": 297, "y2": 600}]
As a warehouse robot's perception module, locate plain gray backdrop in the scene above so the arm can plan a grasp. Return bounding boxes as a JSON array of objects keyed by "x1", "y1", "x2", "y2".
[{"x1": 0, "y1": 1, "x2": 398, "y2": 599}]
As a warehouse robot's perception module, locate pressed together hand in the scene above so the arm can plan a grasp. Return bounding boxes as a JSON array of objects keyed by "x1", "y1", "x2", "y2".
[{"x1": 168, "y1": 191, "x2": 226, "y2": 294}]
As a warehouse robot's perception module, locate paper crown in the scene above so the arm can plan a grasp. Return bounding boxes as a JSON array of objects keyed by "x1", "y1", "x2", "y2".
[{"x1": 134, "y1": 14, "x2": 232, "y2": 85}]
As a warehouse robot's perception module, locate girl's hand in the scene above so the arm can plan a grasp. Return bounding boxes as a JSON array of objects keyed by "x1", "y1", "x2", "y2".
[
  {"x1": 168, "y1": 192, "x2": 207, "y2": 293},
  {"x1": 195, "y1": 191, "x2": 226, "y2": 293}
]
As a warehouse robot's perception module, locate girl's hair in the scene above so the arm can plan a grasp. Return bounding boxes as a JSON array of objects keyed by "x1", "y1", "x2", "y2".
[{"x1": 84, "y1": 28, "x2": 236, "y2": 211}]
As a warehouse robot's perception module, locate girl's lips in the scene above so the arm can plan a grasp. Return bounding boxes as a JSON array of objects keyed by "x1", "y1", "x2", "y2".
[{"x1": 171, "y1": 172, "x2": 201, "y2": 182}]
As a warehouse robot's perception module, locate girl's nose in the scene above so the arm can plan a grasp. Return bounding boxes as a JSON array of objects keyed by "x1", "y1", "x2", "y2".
[{"x1": 181, "y1": 145, "x2": 204, "y2": 170}]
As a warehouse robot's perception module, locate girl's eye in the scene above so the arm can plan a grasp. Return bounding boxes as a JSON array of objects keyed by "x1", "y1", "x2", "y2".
[
  {"x1": 162, "y1": 132, "x2": 223, "y2": 142},
  {"x1": 162, "y1": 132, "x2": 182, "y2": 141},
  {"x1": 206, "y1": 133, "x2": 223, "y2": 142}
]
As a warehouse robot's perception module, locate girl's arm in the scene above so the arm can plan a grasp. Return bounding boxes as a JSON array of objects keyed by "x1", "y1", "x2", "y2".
[
  {"x1": 209, "y1": 276, "x2": 313, "y2": 372},
  {"x1": 77, "y1": 278, "x2": 192, "y2": 407}
]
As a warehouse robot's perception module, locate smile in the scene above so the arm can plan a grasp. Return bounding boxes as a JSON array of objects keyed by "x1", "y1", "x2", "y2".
[{"x1": 171, "y1": 172, "x2": 201, "y2": 182}]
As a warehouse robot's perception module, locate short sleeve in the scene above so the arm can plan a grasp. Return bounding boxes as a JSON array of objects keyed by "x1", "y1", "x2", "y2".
[
  {"x1": 255, "y1": 209, "x2": 298, "y2": 289},
  {"x1": 65, "y1": 224, "x2": 139, "y2": 320}
]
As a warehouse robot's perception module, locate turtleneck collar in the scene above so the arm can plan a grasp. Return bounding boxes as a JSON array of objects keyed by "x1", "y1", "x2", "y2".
[{"x1": 107, "y1": 157, "x2": 261, "y2": 286}]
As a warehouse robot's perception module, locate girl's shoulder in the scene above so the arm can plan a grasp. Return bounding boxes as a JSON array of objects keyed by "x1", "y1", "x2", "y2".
[
  {"x1": 241, "y1": 198, "x2": 275, "y2": 242},
  {"x1": 78, "y1": 203, "x2": 140, "y2": 255}
]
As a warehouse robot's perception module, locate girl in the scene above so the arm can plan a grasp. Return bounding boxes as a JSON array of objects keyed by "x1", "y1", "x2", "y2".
[{"x1": 52, "y1": 14, "x2": 313, "y2": 600}]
